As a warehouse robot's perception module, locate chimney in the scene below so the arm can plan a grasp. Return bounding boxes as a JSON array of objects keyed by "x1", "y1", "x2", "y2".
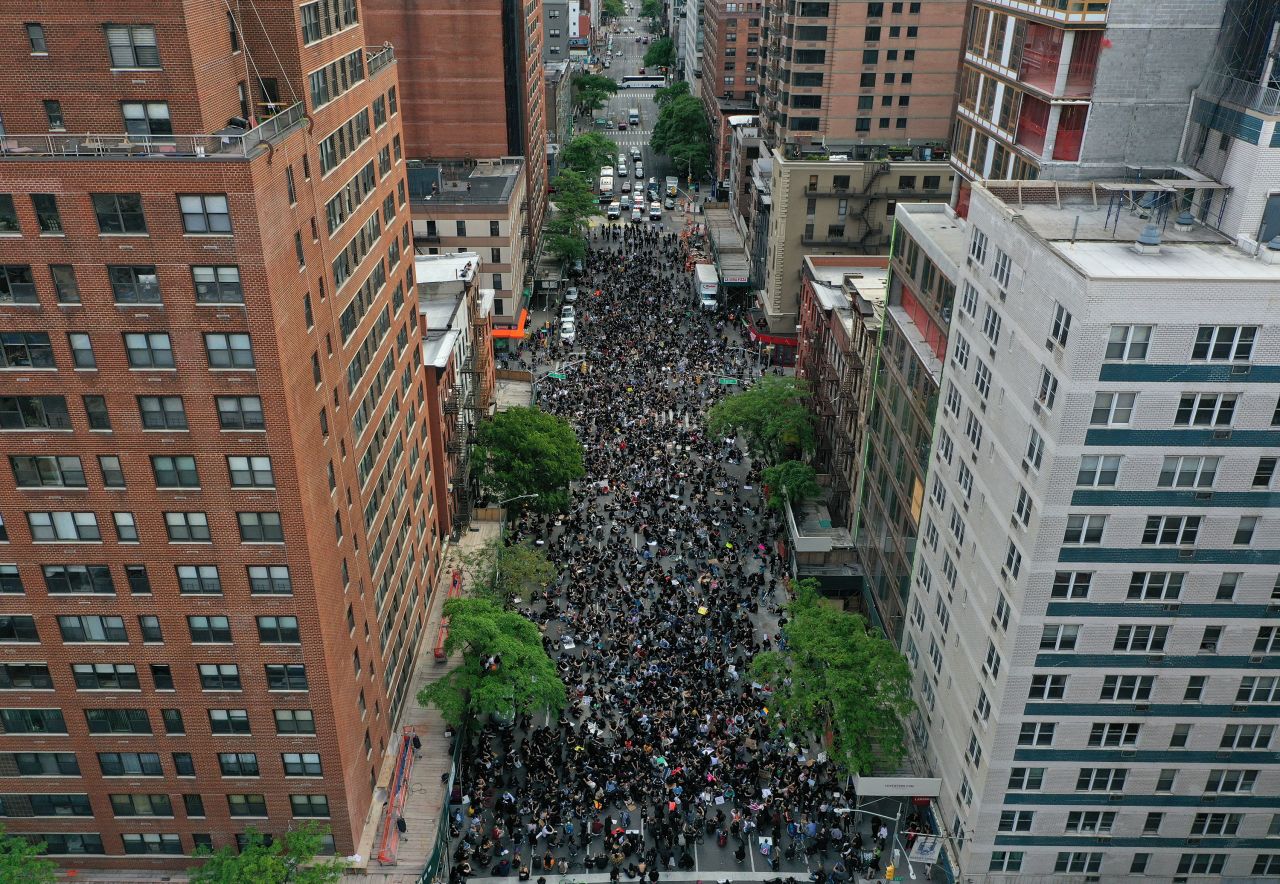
[{"x1": 1132, "y1": 223, "x2": 1161, "y2": 256}]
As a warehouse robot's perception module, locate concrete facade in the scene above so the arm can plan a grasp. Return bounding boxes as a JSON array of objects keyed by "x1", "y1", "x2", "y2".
[
  {"x1": 0, "y1": 1, "x2": 437, "y2": 867},
  {"x1": 544, "y1": 0, "x2": 573, "y2": 59},
  {"x1": 758, "y1": 0, "x2": 965, "y2": 156},
  {"x1": 760, "y1": 151, "x2": 953, "y2": 331},
  {"x1": 407, "y1": 159, "x2": 530, "y2": 327}
]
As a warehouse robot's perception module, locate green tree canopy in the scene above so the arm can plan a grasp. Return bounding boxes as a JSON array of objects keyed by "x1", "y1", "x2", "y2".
[
  {"x1": 561, "y1": 132, "x2": 618, "y2": 177},
  {"x1": 547, "y1": 170, "x2": 599, "y2": 263},
  {"x1": 0, "y1": 827, "x2": 56, "y2": 884},
  {"x1": 475, "y1": 406, "x2": 585, "y2": 513},
  {"x1": 640, "y1": 0, "x2": 663, "y2": 19},
  {"x1": 643, "y1": 37, "x2": 676, "y2": 69},
  {"x1": 419, "y1": 597, "x2": 567, "y2": 727},
  {"x1": 190, "y1": 824, "x2": 345, "y2": 884},
  {"x1": 603, "y1": 0, "x2": 625, "y2": 18},
  {"x1": 762, "y1": 460, "x2": 821, "y2": 511},
  {"x1": 462, "y1": 536, "x2": 557, "y2": 608},
  {"x1": 706, "y1": 375, "x2": 814, "y2": 464},
  {"x1": 573, "y1": 73, "x2": 619, "y2": 113},
  {"x1": 654, "y1": 79, "x2": 690, "y2": 108},
  {"x1": 650, "y1": 93, "x2": 711, "y2": 181},
  {"x1": 751, "y1": 580, "x2": 915, "y2": 776}
]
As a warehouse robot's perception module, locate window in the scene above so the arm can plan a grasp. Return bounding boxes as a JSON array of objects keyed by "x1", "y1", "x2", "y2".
[
  {"x1": 1141, "y1": 515, "x2": 1200, "y2": 545},
  {"x1": 281, "y1": 752, "x2": 323, "y2": 777},
  {"x1": 204, "y1": 333, "x2": 254, "y2": 369},
  {"x1": 959, "y1": 281, "x2": 978, "y2": 317},
  {"x1": 274, "y1": 709, "x2": 315, "y2": 735},
  {"x1": 27, "y1": 511, "x2": 99, "y2": 542},
  {"x1": 1221, "y1": 724, "x2": 1273, "y2": 749},
  {"x1": 1088, "y1": 722, "x2": 1139, "y2": 747},
  {"x1": 1217, "y1": 572, "x2": 1241, "y2": 601},
  {"x1": 1029, "y1": 674, "x2": 1067, "y2": 700},
  {"x1": 1256, "y1": 856, "x2": 1280, "y2": 877},
  {"x1": 179, "y1": 194, "x2": 231, "y2": 234},
  {"x1": 1254, "y1": 456, "x2": 1277, "y2": 487},
  {"x1": 980, "y1": 304, "x2": 1001, "y2": 346},
  {"x1": 1017, "y1": 722, "x2": 1054, "y2": 746},
  {"x1": 26, "y1": 23, "x2": 47, "y2": 53},
  {"x1": 1039, "y1": 624, "x2": 1079, "y2": 651},
  {"x1": 0, "y1": 332, "x2": 53, "y2": 367},
  {"x1": 1256, "y1": 626, "x2": 1280, "y2": 653},
  {"x1": 1100, "y1": 674, "x2": 1153, "y2": 701},
  {"x1": 123, "y1": 333, "x2": 173, "y2": 368},
  {"x1": 151, "y1": 455, "x2": 198, "y2": 488},
  {"x1": 0, "y1": 617, "x2": 39, "y2": 643},
  {"x1": 11, "y1": 455, "x2": 86, "y2": 488},
  {"x1": 216, "y1": 396, "x2": 264, "y2": 430},
  {"x1": 1175, "y1": 392, "x2": 1236, "y2": 426},
  {"x1": 1063, "y1": 514, "x2": 1105, "y2": 544},
  {"x1": 138, "y1": 396, "x2": 186, "y2": 429},
  {"x1": 110, "y1": 266, "x2": 161, "y2": 304},
  {"x1": 91, "y1": 193, "x2": 146, "y2": 234},
  {"x1": 31, "y1": 195, "x2": 61, "y2": 233},
  {"x1": 1237, "y1": 676, "x2": 1279, "y2": 703},
  {"x1": 1065, "y1": 811, "x2": 1115, "y2": 833},
  {"x1": 227, "y1": 455, "x2": 274, "y2": 488},
  {"x1": 198, "y1": 665, "x2": 240, "y2": 690},
  {"x1": 238, "y1": 512, "x2": 283, "y2": 543},
  {"x1": 257, "y1": 616, "x2": 300, "y2": 644},
  {"x1": 1075, "y1": 768, "x2": 1127, "y2": 792},
  {"x1": 1114, "y1": 624, "x2": 1168, "y2": 652},
  {"x1": 137, "y1": 615, "x2": 162, "y2": 642},
  {"x1": 996, "y1": 810, "x2": 1033, "y2": 832},
  {"x1": 1091, "y1": 391, "x2": 1135, "y2": 425},
  {"x1": 43, "y1": 100, "x2": 64, "y2": 130},
  {"x1": 1036, "y1": 366, "x2": 1058, "y2": 410},
  {"x1": 209, "y1": 708, "x2": 250, "y2": 733},
  {"x1": 0, "y1": 566, "x2": 22, "y2": 595},
  {"x1": 1127, "y1": 571, "x2": 1183, "y2": 600},
  {"x1": 969, "y1": 229, "x2": 988, "y2": 265},
  {"x1": 43, "y1": 564, "x2": 114, "y2": 595},
  {"x1": 0, "y1": 708, "x2": 66, "y2": 734},
  {"x1": 1048, "y1": 572, "x2": 1090, "y2": 604},
  {"x1": 992, "y1": 249, "x2": 1012, "y2": 289},
  {"x1": 1205, "y1": 769, "x2": 1257, "y2": 793},
  {"x1": 951, "y1": 335, "x2": 969, "y2": 371},
  {"x1": 219, "y1": 752, "x2": 259, "y2": 776},
  {"x1": 164, "y1": 512, "x2": 210, "y2": 542},
  {"x1": 290, "y1": 794, "x2": 331, "y2": 817},
  {"x1": 249, "y1": 565, "x2": 292, "y2": 595},
  {"x1": 0, "y1": 267, "x2": 36, "y2": 306},
  {"x1": 111, "y1": 794, "x2": 173, "y2": 817},
  {"x1": 99, "y1": 752, "x2": 161, "y2": 777},
  {"x1": 1193, "y1": 325, "x2": 1256, "y2": 361},
  {"x1": 982, "y1": 641, "x2": 1002, "y2": 680},
  {"x1": 1157, "y1": 455, "x2": 1219, "y2": 488},
  {"x1": 974, "y1": 360, "x2": 992, "y2": 400},
  {"x1": 266, "y1": 664, "x2": 308, "y2": 691},
  {"x1": 85, "y1": 708, "x2": 152, "y2": 734},
  {"x1": 1234, "y1": 515, "x2": 1258, "y2": 545},
  {"x1": 1048, "y1": 302, "x2": 1071, "y2": 346},
  {"x1": 189, "y1": 616, "x2": 232, "y2": 644},
  {"x1": 0, "y1": 663, "x2": 52, "y2": 690},
  {"x1": 964, "y1": 410, "x2": 982, "y2": 449},
  {"x1": 1076, "y1": 455, "x2": 1121, "y2": 487},
  {"x1": 1105, "y1": 324, "x2": 1151, "y2": 360},
  {"x1": 1191, "y1": 812, "x2": 1241, "y2": 837},
  {"x1": 227, "y1": 794, "x2": 268, "y2": 817},
  {"x1": 66, "y1": 333, "x2": 95, "y2": 369},
  {"x1": 1007, "y1": 768, "x2": 1043, "y2": 791},
  {"x1": 192, "y1": 266, "x2": 243, "y2": 303},
  {"x1": 176, "y1": 565, "x2": 221, "y2": 595},
  {"x1": 1184, "y1": 677, "x2": 1207, "y2": 703},
  {"x1": 121, "y1": 102, "x2": 172, "y2": 138},
  {"x1": 51, "y1": 265, "x2": 80, "y2": 303},
  {"x1": 105, "y1": 25, "x2": 160, "y2": 68}
]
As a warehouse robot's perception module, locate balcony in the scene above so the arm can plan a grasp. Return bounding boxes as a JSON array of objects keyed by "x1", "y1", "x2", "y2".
[
  {"x1": 366, "y1": 44, "x2": 397, "y2": 77},
  {"x1": 0, "y1": 102, "x2": 306, "y2": 161},
  {"x1": 1198, "y1": 69, "x2": 1280, "y2": 116}
]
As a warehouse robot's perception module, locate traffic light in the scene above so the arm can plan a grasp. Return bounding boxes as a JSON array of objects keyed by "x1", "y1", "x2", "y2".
[{"x1": 885, "y1": 864, "x2": 895, "y2": 881}]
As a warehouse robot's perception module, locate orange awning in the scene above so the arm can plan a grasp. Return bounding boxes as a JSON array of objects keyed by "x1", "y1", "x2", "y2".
[{"x1": 492, "y1": 309, "x2": 529, "y2": 338}]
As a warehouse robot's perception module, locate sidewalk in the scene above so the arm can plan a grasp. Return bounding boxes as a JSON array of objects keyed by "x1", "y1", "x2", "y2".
[{"x1": 347, "y1": 519, "x2": 502, "y2": 883}]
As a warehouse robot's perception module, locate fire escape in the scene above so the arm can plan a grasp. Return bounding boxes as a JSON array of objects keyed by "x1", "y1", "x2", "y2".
[{"x1": 447, "y1": 314, "x2": 492, "y2": 535}]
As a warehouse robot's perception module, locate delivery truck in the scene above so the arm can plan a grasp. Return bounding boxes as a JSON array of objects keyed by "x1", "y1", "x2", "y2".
[{"x1": 693, "y1": 263, "x2": 719, "y2": 311}]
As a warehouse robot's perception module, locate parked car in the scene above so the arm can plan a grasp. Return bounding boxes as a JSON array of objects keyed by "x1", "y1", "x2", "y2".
[
  {"x1": 617, "y1": 153, "x2": 627, "y2": 169},
  {"x1": 564, "y1": 287, "x2": 580, "y2": 303},
  {"x1": 560, "y1": 305, "x2": 575, "y2": 322},
  {"x1": 607, "y1": 201, "x2": 621, "y2": 219},
  {"x1": 560, "y1": 321, "x2": 576, "y2": 344},
  {"x1": 621, "y1": 180, "x2": 632, "y2": 193},
  {"x1": 649, "y1": 201, "x2": 662, "y2": 221},
  {"x1": 634, "y1": 163, "x2": 644, "y2": 179},
  {"x1": 617, "y1": 121, "x2": 628, "y2": 130},
  {"x1": 632, "y1": 147, "x2": 643, "y2": 160}
]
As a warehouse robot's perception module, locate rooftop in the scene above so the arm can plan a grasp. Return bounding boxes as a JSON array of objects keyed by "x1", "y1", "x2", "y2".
[
  {"x1": 978, "y1": 180, "x2": 1280, "y2": 282},
  {"x1": 407, "y1": 158, "x2": 523, "y2": 205},
  {"x1": 785, "y1": 497, "x2": 853, "y2": 555},
  {"x1": 895, "y1": 202, "x2": 968, "y2": 275},
  {"x1": 415, "y1": 252, "x2": 479, "y2": 287},
  {"x1": 804, "y1": 257, "x2": 888, "y2": 335}
]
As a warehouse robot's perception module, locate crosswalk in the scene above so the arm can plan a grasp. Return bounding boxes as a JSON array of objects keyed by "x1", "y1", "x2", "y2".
[{"x1": 606, "y1": 133, "x2": 652, "y2": 148}]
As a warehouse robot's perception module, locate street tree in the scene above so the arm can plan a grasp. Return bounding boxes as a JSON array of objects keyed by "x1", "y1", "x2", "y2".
[
  {"x1": 0, "y1": 827, "x2": 55, "y2": 884},
  {"x1": 475, "y1": 406, "x2": 585, "y2": 513},
  {"x1": 419, "y1": 597, "x2": 567, "y2": 728},
  {"x1": 706, "y1": 375, "x2": 814, "y2": 464},
  {"x1": 654, "y1": 79, "x2": 690, "y2": 108},
  {"x1": 573, "y1": 73, "x2": 619, "y2": 114},
  {"x1": 190, "y1": 824, "x2": 345, "y2": 884},
  {"x1": 643, "y1": 37, "x2": 676, "y2": 69},
  {"x1": 561, "y1": 132, "x2": 618, "y2": 177},
  {"x1": 640, "y1": 0, "x2": 663, "y2": 19},
  {"x1": 462, "y1": 536, "x2": 558, "y2": 607},
  {"x1": 547, "y1": 170, "x2": 598, "y2": 263},
  {"x1": 762, "y1": 460, "x2": 821, "y2": 511},
  {"x1": 751, "y1": 580, "x2": 915, "y2": 776},
  {"x1": 603, "y1": 0, "x2": 625, "y2": 18},
  {"x1": 651, "y1": 93, "x2": 711, "y2": 181}
]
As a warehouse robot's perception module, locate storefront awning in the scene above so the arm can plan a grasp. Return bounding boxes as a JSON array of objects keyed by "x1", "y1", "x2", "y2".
[{"x1": 492, "y1": 309, "x2": 529, "y2": 338}]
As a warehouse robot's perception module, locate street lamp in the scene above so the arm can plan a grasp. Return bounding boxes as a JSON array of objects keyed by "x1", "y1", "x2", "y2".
[{"x1": 493, "y1": 493, "x2": 539, "y2": 597}]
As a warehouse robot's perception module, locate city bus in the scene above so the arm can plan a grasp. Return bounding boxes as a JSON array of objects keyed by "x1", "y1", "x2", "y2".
[{"x1": 619, "y1": 75, "x2": 667, "y2": 89}]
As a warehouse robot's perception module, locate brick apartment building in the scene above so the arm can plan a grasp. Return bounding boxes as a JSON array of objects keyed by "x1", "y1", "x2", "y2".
[
  {"x1": 0, "y1": 1, "x2": 439, "y2": 867},
  {"x1": 699, "y1": 0, "x2": 763, "y2": 183},
  {"x1": 364, "y1": 0, "x2": 550, "y2": 238},
  {"x1": 758, "y1": 0, "x2": 964, "y2": 157}
]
